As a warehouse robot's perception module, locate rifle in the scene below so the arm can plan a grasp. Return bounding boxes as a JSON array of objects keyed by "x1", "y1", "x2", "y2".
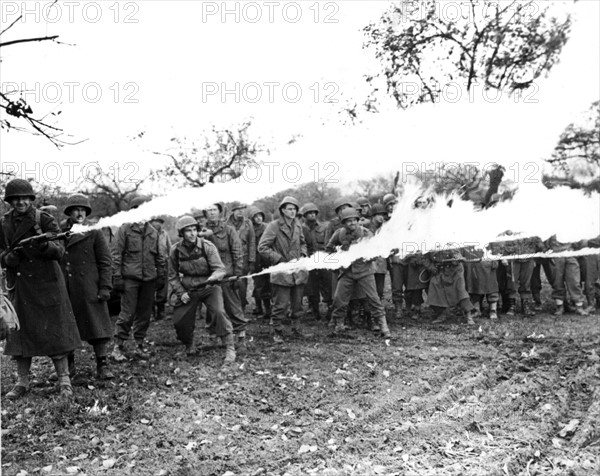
[{"x1": 1, "y1": 231, "x2": 72, "y2": 259}]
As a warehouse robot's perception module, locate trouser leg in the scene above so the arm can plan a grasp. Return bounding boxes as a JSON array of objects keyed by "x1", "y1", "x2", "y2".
[{"x1": 132, "y1": 279, "x2": 157, "y2": 342}]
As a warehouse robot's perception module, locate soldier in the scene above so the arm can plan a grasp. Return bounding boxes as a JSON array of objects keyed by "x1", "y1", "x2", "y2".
[
  {"x1": 302, "y1": 202, "x2": 332, "y2": 320},
  {"x1": 424, "y1": 248, "x2": 476, "y2": 325},
  {"x1": 61, "y1": 194, "x2": 114, "y2": 379},
  {"x1": 384, "y1": 193, "x2": 406, "y2": 319},
  {"x1": 326, "y1": 208, "x2": 391, "y2": 338},
  {"x1": 1, "y1": 179, "x2": 80, "y2": 399},
  {"x1": 545, "y1": 235, "x2": 588, "y2": 316},
  {"x1": 248, "y1": 206, "x2": 272, "y2": 318},
  {"x1": 382, "y1": 193, "x2": 397, "y2": 221},
  {"x1": 111, "y1": 196, "x2": 166, "y2": 361},
  {"x1": 168, "y1": 216, "x2": 236, "y2": 365},
  {"x1": 227, "y1": 204, "x2": 256, "y2": 310},
  {"x1": 258, "y1": 196, "x2": 308, "y2": 343},
  {"x1": 149, "y1": 216, "x2": 172, "y2": 321},
  {"x1": 356, "y1": 197, "x2": 371, "y2": 227},
  {"x1": 531, "y1": 258, "x2": 555, "y2": 311},
  {"x1": 324, "y1": 198, "x2": 353, "y2": 243},
  {"x1": 368, "y1": 203, "x2": 389, "y2": 300},
  {"x1": 204, "y1": 203, "x2": 248, "y2": 343}
]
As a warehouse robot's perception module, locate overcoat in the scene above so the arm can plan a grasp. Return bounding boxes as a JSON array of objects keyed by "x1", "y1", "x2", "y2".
[
  {"x1": 205, "y1": 220, "x2": 243, "y2": 277},
  {"x1": 1, "y1": 208, "x2": 81, "y2": 357},
  {"x1": 425, "y1": 250, "x2": 470, "y2": 307},
  {"x1": 227, "y1": 215, "x2": 256, "y2": 272},
  {"x1": 61, "y1": 219, "x2": 113, "y2": 341}
]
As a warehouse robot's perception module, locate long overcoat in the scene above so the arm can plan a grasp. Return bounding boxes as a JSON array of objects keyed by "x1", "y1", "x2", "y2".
[
  {"x1": 61, "y1": 220, "x2": 113, "y2": 342},
  {"x1": 0, "y1": 208, "x2": 81, "y2": 357}
]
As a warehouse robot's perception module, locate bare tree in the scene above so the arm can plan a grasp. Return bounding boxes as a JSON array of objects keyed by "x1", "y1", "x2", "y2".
[
  {"x1": 363, "y1": 0, "x2": 572, "y2": 109},
  {"x1": 153, "y1": 121, "x2": 263, "y2": 187},
  {"x1": 78, "y1": 168, "x2": 150, "y2": 213},
  {"x1": 0, "y1": 1, "x2": 83, "y2": 148},
  {"x1": 547, "y1": 100, "x2": 600, "y2": 173}
]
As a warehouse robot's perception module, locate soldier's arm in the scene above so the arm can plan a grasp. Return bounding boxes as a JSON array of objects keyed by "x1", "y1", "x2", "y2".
[
  {"x1": 113, "y1": 226, "x2": 126, "y2": 279},
  {"x1": 94, "y1": 230, "x2": 113, "y2": 291},
  {"x1": 229, "y1": 226, "x2": 244, "y2": 276},
  {"x1": 258, "y1": 222, "x2": 283, "y2": 265},
  {"x1": 168, "y1": 244, "x2": 186, "y2": 295},
  {"x1": 154, "y1": 232, "x2": 167, "y2": 277},
  {"x1": 247, "y1": 222, "x2": 256, "y2": 264},
  {"x1": 205, "y1": 241, "x2": 228, "y2": 282},
  {"x1": 325, "y1": 229, "x2": 341, "y2": 253},
  {"x1": 38, "y1": 212, "x2": 65, "y2": 260},
  {"x1": 300, "y1": 224, "x2": 307, "y2": 257}
]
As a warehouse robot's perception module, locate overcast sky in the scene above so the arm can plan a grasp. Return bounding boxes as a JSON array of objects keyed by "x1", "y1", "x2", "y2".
[{"x1": 0, "y1": 1, "x2": 598, "y2": 192}]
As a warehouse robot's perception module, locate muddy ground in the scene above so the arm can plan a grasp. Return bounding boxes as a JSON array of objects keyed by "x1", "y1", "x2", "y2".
[{"x1": 2, "y1": 296, "x2": 599, "y2": 476}]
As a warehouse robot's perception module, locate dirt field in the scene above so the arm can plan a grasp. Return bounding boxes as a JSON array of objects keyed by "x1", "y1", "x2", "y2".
[{"x1": 2, "y1": 302, "x2": 599, "y2": 476}]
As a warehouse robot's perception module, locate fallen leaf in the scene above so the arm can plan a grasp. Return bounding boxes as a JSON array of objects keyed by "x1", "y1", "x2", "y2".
[
  {"x1": 66, "y1": 467, "x2": 79, "y2": 474},
  {"x1": 103, "y1": 458, "x2": 116, "y2": 468},
  {"x1": 559, "y1": 419, "x2": 579, "y2": 437},
  {"x1": 140, "y1": 418, "x2": 150, "y2": 424}
]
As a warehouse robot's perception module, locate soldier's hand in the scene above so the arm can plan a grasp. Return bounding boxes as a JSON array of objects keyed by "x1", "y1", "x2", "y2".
[
  {"x1": 181, "y1": 292, "x2": 191, "y2": 304},
  {"x1": 501, "y1": 260, "x2": 509, "y2": 266},
  {"x1": 341, "y1": 242, "x2": 350, "y2": 251},
  {"x1": 97, "y1": 288, "x2": 111, "y2": 302},
  {"x1": 3, "y1": 251, "x2": 20, "y2": 268}
]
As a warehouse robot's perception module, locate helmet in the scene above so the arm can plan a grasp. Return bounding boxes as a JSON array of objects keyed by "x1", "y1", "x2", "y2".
[
  {"x1": 4, "y1": 178, "x2": 35, "y2": 202},
  {"x1": 191, "y1": 207, "x2": 206, "y2": 219},
  {"x1": 279, "y1": 196, "x2": 300, "y2": 211},
  {"x1": 302, "y1": 202, "x2": 319, "y2": 215},
  {"x1": 333, "y1": 198, "x2": 352, "y2": 213},
  {"x1": 129, "y1": 196, "x2": 151, "y2": 209},
  {"x1": 370, "y1": 203, "x2": 387, "y2": 216},
  {"x1": 382, "y1": 193, "x2": 397, "y2": 206},
  {"x1": 248, "y1": 206, "x2": 265, "y2": 220},
  {"x1": 356, "y1": 197, "x2": 370, "y2": 207},
  {"x1": 176, "y1": 215, "x2": 199, "y2": 234},
  {"x1": 64, "y1": 193, "x2": 92, "y2": 216},
  {"x1": 340, "y1": 208, "x2": 360, "y2": 223},
  {"x1": 230, "y1": 203, "x2": 246, "y2": 211},
  {"x1": 150, "y1": 216, "x2": 165, "y2": 224}
]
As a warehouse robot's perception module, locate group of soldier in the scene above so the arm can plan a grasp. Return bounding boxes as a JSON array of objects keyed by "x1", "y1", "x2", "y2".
[{"x1": 1, "y1": 178, "x2": 599, "y2": 401}]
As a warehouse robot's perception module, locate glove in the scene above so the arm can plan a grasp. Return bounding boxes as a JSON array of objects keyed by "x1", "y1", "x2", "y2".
[
  {"x1": 3, "y1": 251, "x2": 20, "y2": 268},
  {"x1": 341, "y1": 242, "x2": 350, "y2": 251},
  {"x1": 98, "y1": 288, "x2": 111, "y2": 302},
  {"x1": 113, "y1": 276, "x2": 125, "y2": 293}
]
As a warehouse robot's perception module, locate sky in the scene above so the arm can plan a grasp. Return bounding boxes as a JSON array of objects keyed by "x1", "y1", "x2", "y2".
[{"x1": 0, "y1": 0, "x2": 599, "y2": 193}]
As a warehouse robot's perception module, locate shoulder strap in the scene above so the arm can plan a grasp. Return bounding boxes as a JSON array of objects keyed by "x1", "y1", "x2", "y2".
[{"x1": 34, "y1": 209, "x2": 43, "y2": 235}]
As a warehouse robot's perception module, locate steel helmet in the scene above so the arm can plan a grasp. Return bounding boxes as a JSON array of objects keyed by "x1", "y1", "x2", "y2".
[
  {"x1": 64, "y1": 194, "x2": 92, "y2": 216},
  {"x1": 356, "y1": 197, "x2": 370, "y2": 207},
  {"x1": 370, "y1": 203, "x2": 387, "y2": 216},
  {"x1": 382, "y1": 193, "x2": 397, "y2": 206},
  {"x1": 279, "y1": 196, "x2": 300, "y2": 211},
  {"x1": 340, "y1": 208, "x2": 360, "y2": 223},
  {"x1": 129, "y1": 196, "x2": 151, "y2": 209},
  {"x1": 176, "y1": 215, "x2": 200, "y2": 234},
  {"x1": 333, "y1": 198, "x2": 353, "y2": 213},
  {"x1": 302, "y1": 202, "x2": 319, "y2": 215},
  {"x1": 248, "y1": 206, "x2": 265, "y2": 220},
  {"x1": 4, "y1": 178, "x2": 35, "y2": 202},
  {"x1": 230, "y1": 203, "x2": 246, "y2": 211}
]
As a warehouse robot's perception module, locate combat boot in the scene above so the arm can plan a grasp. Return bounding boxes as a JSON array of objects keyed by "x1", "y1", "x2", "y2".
[
  {"x1": 489, "y1": 302, "x2": 498, "y2": 320},
  {"x1": 505, "y1": 298, "x2": 516, "y2": 316},
  {"x1": 522, "y1": 299, "x2": 535, "y2": 317},
  {"x1": 53, "y1": 356, "x2": 73, "y2": 400},
  {"x1": 574, "y1": 303, "x2": 589, "y2": 316},
  {"x1": 263, "y1": 299, "x2": 272, "y2": 319},
  {"x1": 393, "y1": 303, "x2": 403, "y2": 320},
  {"x1": 533, "y1": 293, "x2": 543, "y2": 312},
  {"x1": 252, "y1": 300, "x2": 263, "y2": 316},
  {"x1": 311, "y1": 302, "x2": 321, "y2": 320},
  {"x1": 465, "y1": 309, "x2": 476, "y2": 325},
  {"x1": 111, "y1": 339, "x2": 128, "y2": 362},
  {"x1": 96, "y1": 356, "x2": 115, "y2": 380},
  {"x1": 221, "y1": 334, "x2": 236, "y2": 368},
  {"x1": 377, "y1": 314, "x2": 391, "y2": 338},
  {"x1": 155, "y1": 302, "x2": 167, "y2": 321},
  {"x1": 471, "y1": 301, "x2": 482, "y2": 319},
  {"x1": 6, "y1": 357, "x2": 31, "y2": 400},
  {"x1": 553, "y1": 300, "x2": 564, "y2": 317}
]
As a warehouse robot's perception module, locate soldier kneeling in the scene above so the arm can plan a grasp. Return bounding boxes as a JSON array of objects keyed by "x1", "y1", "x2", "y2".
[{"x1": 169, "y1": 216, "x2": 236, "y2": 367}]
